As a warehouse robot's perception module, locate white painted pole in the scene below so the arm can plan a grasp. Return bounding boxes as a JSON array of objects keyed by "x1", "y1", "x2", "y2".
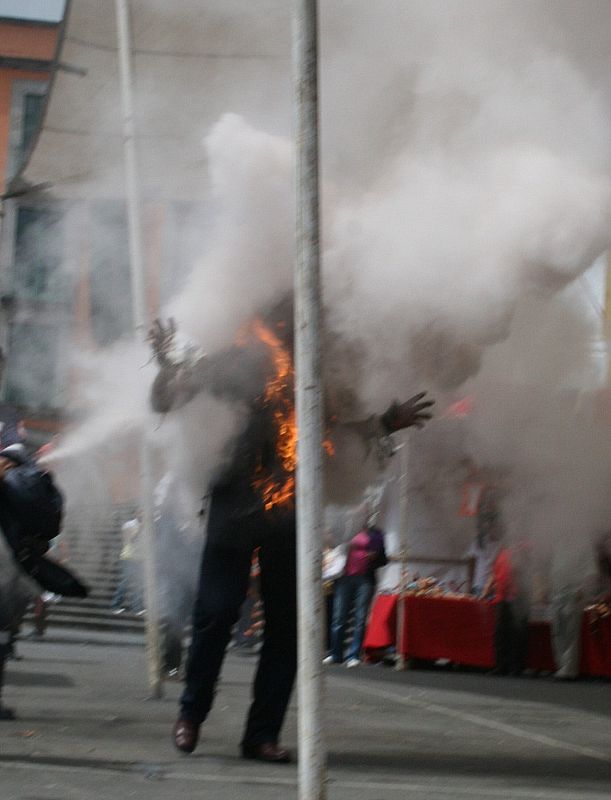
[
  {"x1": 115, "y1": 0, "x2": 162, "y2": 699},
  {"x1": 293, "y1": 1, "x2": 326, "y2": 798},
  {"x1": 395, "y1": 437, "x2": 410, "y2": 671}
]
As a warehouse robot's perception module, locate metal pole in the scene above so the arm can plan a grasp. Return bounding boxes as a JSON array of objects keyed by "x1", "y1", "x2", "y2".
[
  {"x1": 605, "y1": 252, "x2": 611, "y2": 385},
  {"x1": 395, "y1": 437, "x2": 410, "y2": 671},
  {"x1": 293, "y1": 1, "x2": 326, "y2": 798},
  {"x1": 114, "y1": 0, "x2": 162, "y2": 699}
]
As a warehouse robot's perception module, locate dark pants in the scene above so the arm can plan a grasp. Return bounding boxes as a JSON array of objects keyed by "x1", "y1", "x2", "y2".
[
  {"x1": 180, "y1": 490, "x2": 297, "y2": 747},
  {"x1": 330, "y1": 574, "x2": 375, "y2": 663},
  {"x1": 325, "y1": 587, "x2": 335, "y2": 653},
  {"x1": 494, "y1": 600, "x2": 528, "y2": 674}
]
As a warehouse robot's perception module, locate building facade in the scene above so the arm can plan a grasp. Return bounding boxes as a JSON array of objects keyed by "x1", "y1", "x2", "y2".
[{"x1": 0, "y1": 11, "x2": 62, "y2": 439}]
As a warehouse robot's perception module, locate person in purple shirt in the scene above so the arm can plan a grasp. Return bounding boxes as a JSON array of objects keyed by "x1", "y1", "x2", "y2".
[{"x1": 325, "y1": 525, "x2": 387, "y2": 667}]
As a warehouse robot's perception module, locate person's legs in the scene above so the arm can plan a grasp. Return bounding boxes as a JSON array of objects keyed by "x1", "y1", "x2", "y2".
[
  {"x1": 179, "y1": 531, "x2": 253, "y2": 724},
  {"x1": 241, "y1": 513, "x2": 296, "y2": 750},
  {"x1": 510, "y1": 602, "x2": 529, "y2": 675},
  {"x1": 33, "y1": 596, "x2": 48, "y2": 636},
  {"x1": 325, "y1": 587, "x2": 335, "y2": 653},
  {"x1": 330, "y1": 576, "x2": 355, "y2": 664},
  {"x1": 162, "y1": 618, "x2": 184, "y2": 674},
  {"x1": 346, "y1": 578, "x2": 375, "y2": 662},
  {"x1": 127, "y1": 560, "x2": 145, "y2": 614},
  {"x1": 551, "y1": 590, "x2": 581, "y2": 678},
  {"x1": 111, "y1": 560, "x2": 128, "y2": 610},
  {"x1": 494, "y1": 601, "x2": 512, "y2": 674},
  {"x1": 0, "y1": 628, "x2": 15, "y2": 719}
]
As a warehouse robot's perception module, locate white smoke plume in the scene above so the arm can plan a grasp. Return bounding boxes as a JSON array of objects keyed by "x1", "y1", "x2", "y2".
[{"x1": 45, "y1": 1, "x2": 611, "y2": 595}]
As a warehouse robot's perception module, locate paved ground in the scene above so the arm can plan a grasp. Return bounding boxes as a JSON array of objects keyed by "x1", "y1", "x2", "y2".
[{"x1": 1, "y1": 628, "x2": 610, "y2": 800}]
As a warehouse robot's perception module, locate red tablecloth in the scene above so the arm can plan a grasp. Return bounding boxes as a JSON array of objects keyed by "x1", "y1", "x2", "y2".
[{"x1": 363, "y1": 594, "x2": 611, "y2": 676}]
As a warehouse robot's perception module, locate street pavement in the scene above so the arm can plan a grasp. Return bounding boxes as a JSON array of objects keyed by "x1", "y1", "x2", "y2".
[{"x1": 1, "y1": 628, "x2": 610, "y2": 800}]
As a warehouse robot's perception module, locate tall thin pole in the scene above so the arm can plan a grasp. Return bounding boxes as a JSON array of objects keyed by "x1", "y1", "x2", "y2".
[
  {"x1": 115, "y1": 0, "x2": 162, "y2": 699},
  {"x1": 395, "y1": 437, "x2": 410, "y2": 671},
  {"x1": 606, "y1": 252, "x2": 611, "y2": 384},
  {"x1": 293, "y1": 2, "x2": 326, "y2": 799}
]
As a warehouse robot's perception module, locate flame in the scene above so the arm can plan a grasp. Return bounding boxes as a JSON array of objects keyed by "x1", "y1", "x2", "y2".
[
  {"x1": 250, "y1": 319, "x2": 297, "y2": 511},
  {"x1": 246, "y1": 318, "x2": 335, "y2": 512}
]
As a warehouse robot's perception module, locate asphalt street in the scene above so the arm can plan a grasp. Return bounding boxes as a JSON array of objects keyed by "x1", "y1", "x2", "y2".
[{"x1": 1, "y1": 629, "x2": 610, "y2": 800}]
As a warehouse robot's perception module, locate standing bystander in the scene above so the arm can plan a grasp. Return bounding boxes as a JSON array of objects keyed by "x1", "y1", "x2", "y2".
[
  {"x1": 326, "y1": 524, "x2": 388, "y2": 667},
  {"x1": 112, "y1": 514, "x2": 144, "y2": 615},
  {"x1": 483, "y1": 522, "x2": 529, "y2": 676}
]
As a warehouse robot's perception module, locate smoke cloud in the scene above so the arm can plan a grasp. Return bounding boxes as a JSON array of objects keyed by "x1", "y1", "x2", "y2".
[{"x1": 42, "y1": 1, "x2": 611, "y2": 597}]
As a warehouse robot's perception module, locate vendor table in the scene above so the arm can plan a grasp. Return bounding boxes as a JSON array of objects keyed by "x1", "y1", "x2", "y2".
[{"x1": 363, "y1": 593, "x2": 611, "y2": 677}]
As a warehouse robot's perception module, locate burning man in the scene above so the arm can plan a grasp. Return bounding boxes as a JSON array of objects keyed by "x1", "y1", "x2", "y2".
[{"x1": 148, "y1": 308, "x2": 433, "y2": 763}]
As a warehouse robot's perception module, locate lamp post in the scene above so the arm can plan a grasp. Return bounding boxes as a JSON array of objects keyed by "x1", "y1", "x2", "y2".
[
  {"x1": 293, "y1": 1, "x2": 326, "y2": 798},
  {"x1": 114, "y1": 0, "x2": 162, "y2": 699}
]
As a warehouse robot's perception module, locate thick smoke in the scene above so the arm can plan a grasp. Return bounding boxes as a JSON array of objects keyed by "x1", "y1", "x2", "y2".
[
  {"x1": 45, "y1": 1, "x2": 611, "y2": 595},
  {"x1": 169, "y1": 114, "x2": 294, "y2": 350}
]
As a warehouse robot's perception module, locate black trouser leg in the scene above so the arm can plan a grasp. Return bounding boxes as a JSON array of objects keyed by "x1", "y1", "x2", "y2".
[
  {"x1": 325, "y1": 590, "x2": 335, "y2": 652},
  {"x1": 494, "y1": 601, "x2": 513, "y2": 674},
  {"x1": 512, "y1": 611, "x2": 529, "y2": 674},
  {"x1": 241, "y1": 521, "x2": 297, "y2": 748},
  {"x1": 180, "y1": 526, "x2": 253, "y2": 723}
]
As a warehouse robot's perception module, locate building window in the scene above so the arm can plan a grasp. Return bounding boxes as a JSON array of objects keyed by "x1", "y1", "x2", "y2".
[
  {"x1": 90, "y1": 201, "x2": 133, "y2": 346},
  {"x1": 4, "y1": 322, "x2": 60, "y2": 410},
  {"x1": 6, "y1": 80, "x2": 47, "y2": 180},
  {"x1": 14, "y1": 206, "x2": 64, "y2": 301},
  {"x1": 21, "y1": 92, "x2": 45, "y2": 159}
]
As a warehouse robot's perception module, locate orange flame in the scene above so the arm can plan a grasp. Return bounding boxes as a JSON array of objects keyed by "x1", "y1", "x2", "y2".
[
  {"x1": 250, "y1": 319, "x2": 297, "y2": 511},
  {"x1": 245, "y1": 318, "x2": 336, "y2": 511}
]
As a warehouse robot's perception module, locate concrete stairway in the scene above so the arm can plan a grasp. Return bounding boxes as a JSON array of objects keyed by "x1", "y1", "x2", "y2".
[{"x1": 30, "y1": 505, "x2": 145, "y2": 635}]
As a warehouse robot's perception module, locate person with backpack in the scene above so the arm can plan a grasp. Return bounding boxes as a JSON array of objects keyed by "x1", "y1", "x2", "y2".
[
  {"x1": 0, "y1": 445, "x2": 87, "y2": 614},
  {"x1": 0, "y1": 443, "x2": 89, "y2": 720}
]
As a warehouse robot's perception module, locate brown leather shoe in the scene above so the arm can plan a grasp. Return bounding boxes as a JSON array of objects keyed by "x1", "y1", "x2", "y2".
[
  {"x1": 241, "y1": 742, "x2": 292, "y2": 763},
  {"x1": 173, "y1": 718, "x2": 200, "y2": 754}
]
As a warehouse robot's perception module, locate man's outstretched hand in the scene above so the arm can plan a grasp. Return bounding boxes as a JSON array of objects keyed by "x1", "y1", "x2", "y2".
[
  {"x1": 381, "y1": 392, "x2": 435, "y2": 433},
  {"x1": 147, "y1": 318, "x2": 177, "y2": 367}
]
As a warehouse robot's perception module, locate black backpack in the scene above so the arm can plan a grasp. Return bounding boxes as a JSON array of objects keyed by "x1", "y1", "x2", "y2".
[{"x1": 1, "y1": 462, "x2": 63, "y2": 553}]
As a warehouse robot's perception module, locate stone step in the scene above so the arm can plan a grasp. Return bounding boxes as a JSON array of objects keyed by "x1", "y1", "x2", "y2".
[
  {"x1": 61, "y1": 569, "x2": 121, "y2": 581},
  {"x1": 46, "y1": 603, "x2": 144, "y2": 621},
  {"x1": 36, "y1": 511, "x2": 148, "y2": 634},
  {"x1": 31, "y1": 613, "x2": 145, "y2": 634}
]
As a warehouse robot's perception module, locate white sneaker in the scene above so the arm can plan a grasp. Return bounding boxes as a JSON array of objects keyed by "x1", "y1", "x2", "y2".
[
  {"x1": 322, "y1": 655, "x2": 336, "y2": 665},
  {"x1": 345, "y1": 658, "x2": 360, "y2": 668}
]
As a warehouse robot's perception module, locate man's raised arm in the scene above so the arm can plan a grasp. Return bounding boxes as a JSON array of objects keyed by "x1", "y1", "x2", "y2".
[{"x1": 148, "y1": 318, "x2": 207, "y2": 413}]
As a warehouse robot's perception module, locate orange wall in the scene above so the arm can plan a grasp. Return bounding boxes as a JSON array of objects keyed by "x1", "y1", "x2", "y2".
[
  {"x1": 0, "y1": 22, "x2": 57, "y2": 61},
  {"x1": 0, "y1": 21, "x2": 58, "y2": 192}
]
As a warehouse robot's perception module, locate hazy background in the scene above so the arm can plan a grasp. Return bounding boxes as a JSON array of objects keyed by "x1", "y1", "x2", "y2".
[{"x1": 31, "y1": 0, "x2": 611, "y2": 593}]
